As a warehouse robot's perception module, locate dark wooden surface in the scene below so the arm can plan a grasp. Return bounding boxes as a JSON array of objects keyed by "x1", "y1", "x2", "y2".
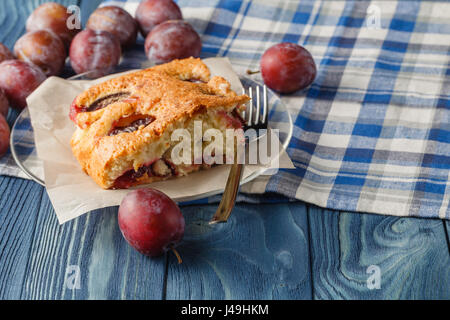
[{"x1": 0, "y1": 0, "x2": 449, "y2": 300}]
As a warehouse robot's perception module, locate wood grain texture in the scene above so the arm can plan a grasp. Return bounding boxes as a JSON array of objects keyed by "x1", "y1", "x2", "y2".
[
  {"x1": 0, "y1": 177, "x2": 44, "y2": 299},
  {"x1": 165, "y1": 203, "x2": 312, "y2": 299},
  {"x1": 20, "y1": 194, "x2": 166, "y2": 300},
  {"x1": 308, "y1": 206, "x2": 450, "y2": 299},
  {"x1": 1, "y1": 0, "x2": 165, "y2": 300},
  {"x1": 0, "y1": 0, "x2": 78, "y2": 300}
]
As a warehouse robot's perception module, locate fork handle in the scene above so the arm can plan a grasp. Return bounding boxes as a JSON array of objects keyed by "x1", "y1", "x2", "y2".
[{"x1": 209, "y1": 162, "x2": 244, "y2": 224}]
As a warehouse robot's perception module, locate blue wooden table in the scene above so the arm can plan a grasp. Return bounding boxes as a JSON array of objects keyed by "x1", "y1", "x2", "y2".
[{"x1": 0, "y1": 0, "x2": 449, "y2": 300}]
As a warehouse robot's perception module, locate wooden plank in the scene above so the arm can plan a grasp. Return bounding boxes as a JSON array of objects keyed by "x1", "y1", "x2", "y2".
[
  {"x1": 165, "y1": 203, "x2": 312, "y2": 299},
  {"x1": 20, "y1": 193, "x2": 166, "y2": 299},
  {"x1": 0, "y1": 177, "x2": 44, "y2": 299},
  {"x1": 0, "y1": 0, "x2": 164, "y2": 300},
  {"x1": 0, "y1": 0, "x2": 78, "y2": 300},
  {"x1": 308, "y1": 206, "x2": 450, "y2": 299}
]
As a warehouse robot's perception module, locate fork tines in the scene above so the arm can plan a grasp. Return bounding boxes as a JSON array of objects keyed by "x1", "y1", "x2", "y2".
[{"x1": 242, "y1": 85, "x2": 268, "y2": 128}]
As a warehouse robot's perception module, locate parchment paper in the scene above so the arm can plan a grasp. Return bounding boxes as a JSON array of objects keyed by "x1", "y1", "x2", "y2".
[{"x1": 26, "y1": 58, "x2": 294, "y2": 224}]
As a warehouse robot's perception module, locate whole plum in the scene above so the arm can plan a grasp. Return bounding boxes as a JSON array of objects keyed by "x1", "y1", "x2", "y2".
[
  {"x1": 135, "y1": 0, "x2": 182, "y2": 37},
  {"x1": 118, "y1": 188, "x2": 185, "y2": 257},
  {"x1": 14, "y1": 30, "x2": 66, "y2": 76},
  {"x1": 144, "y1": 20, "x2": 201, "y2": 64},
  {"x1": 26, "y1": 2, "x2": 80, "y2": 48},
  {"x1": 0, "y1": 60, "x2": 46, "y2": 110},
  {"x1": 69, "y1": 29, "x2": 121, "y2": 75},
  {"x1": 87, "y1": 6, "x2": 138, "y2": 47}
]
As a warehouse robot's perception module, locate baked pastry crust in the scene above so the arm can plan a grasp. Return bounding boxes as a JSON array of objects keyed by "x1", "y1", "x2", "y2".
[{"x1": 70, "y1": 57, "x2": 249, "y2": 189}]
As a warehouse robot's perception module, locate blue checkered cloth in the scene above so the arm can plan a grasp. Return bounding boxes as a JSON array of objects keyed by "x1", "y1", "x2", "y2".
[{"x1": 2, "y1": 0, "x2": 449, "y2": 219}]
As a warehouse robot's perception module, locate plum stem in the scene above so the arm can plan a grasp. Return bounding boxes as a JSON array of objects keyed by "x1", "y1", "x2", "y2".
[
  {"x1": 246, "y1": 69, "x2": 260, "y2": 75},
  {"x1": 170, "y1": 245, "x2": 183, "y2": 264}
]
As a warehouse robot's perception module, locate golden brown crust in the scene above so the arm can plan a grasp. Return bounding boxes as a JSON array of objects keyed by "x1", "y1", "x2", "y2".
[{"x1": 70, "y1": 58, "x2": 249, "y2": 189}]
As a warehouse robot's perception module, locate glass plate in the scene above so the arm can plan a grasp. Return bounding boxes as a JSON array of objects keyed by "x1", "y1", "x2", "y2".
[{"x1": 10, "y1": 69, "x2": 293, "y2": 201}]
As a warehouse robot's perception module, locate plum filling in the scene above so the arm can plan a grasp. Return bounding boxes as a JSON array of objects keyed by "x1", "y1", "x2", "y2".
[
  {"x1": 69, "y1": 102, "x2": 83, "y2": 122},
  {"x1": 112, "y1": 159, "x2": 176, "y2": 189},
  {"x1": 69, "y1": 92, "x2": 131, "y2": 123},
  {"x1": 186, "y1": 78, "x2": 206, "y2": 83},
  {"x1": 216, "y1": 108, "x2": 245, "y2": 129},
  {"x1": 87, "y1": 92, "x2": 131, "y2": 112},
  {"x1": 108, "y1": 115, "x2": 155, "y2": 136},
  {"x1": 110, "y1": 107, "x2": 244, "y2": 189},
  {"x1": 232, "y1": 108, "x2": 246, "y2": 127}
]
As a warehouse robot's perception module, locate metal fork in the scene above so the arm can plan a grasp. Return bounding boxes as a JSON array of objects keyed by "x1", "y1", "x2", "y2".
[{"x1": 209, "y1": 84, "x2": 269, "y2": 224}]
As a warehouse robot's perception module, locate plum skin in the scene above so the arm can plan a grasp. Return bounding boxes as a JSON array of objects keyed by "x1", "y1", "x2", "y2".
[
  {"x1": 14, "y1": 30, "x2": 66, "y2": 77},
  {"x1": 0, "y1": 114, "x2": 10, "y2": 157},
  {"x1": 135, "y1": 0, "x2": 183, "y2": 37},
  {"x1": 86, "y1": 5, "x2": 138, "y2": 47},
  {"x1": 144, "y1": 20, "x2": 201, "y2": 64},
  {"x1": 260, "y1": 42, "x2": 317, "y2": 94},
  {"x1": 69, "y1": 29, "x2": 122, "y2": 75},
  {"x1": 118, "y1": 188, "x2": 185, "y2": 257},
  {"x1": 0, "y1": 60, "x2": 46, "y2": 110},
  {"x1": 0, "y1": 89, "x2": 9, "y2": 118},
  {"x1": 26, "y1": 2, "x2": 79, "y2": 48}
]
